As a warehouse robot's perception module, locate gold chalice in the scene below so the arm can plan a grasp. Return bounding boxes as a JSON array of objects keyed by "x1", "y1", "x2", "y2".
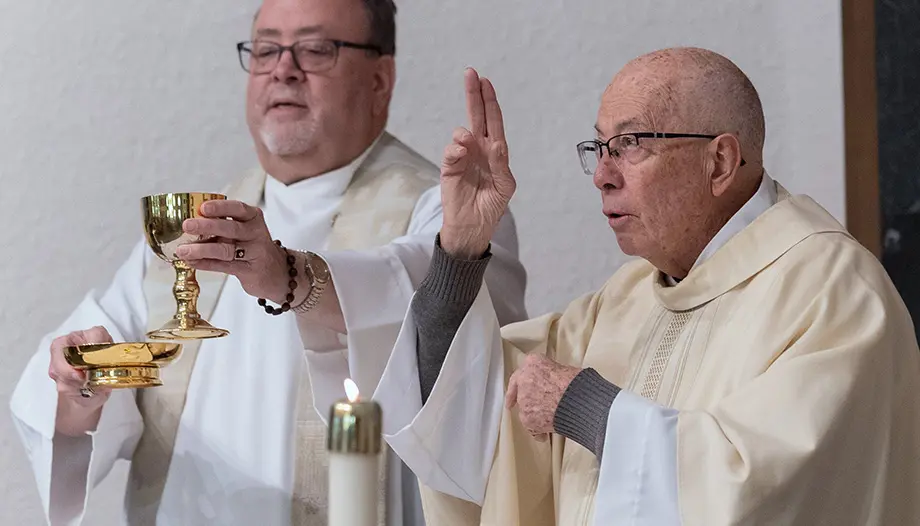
[
  {"x1": 64, "y1": 342, "x2": 183, "y2": 388},
  {"x1": 142, "y1": 192, "x2": 230, "y2": 340}
]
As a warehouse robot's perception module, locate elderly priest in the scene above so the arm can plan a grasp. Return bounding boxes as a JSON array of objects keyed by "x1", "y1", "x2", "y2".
[{"x1": 373, "y1": 47, "x2": 920, "y2": 525}]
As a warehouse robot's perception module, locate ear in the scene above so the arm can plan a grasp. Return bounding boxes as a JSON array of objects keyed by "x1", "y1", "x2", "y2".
[
  {"x1": 708, "y1": 134, "x2": 743, "y2": 197},
  {"x1": 371, "y1": 55, "x2": 396, "y2": 117}
]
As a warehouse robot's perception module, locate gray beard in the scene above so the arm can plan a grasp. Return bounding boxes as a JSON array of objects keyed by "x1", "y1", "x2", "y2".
[{"x1": 259, "y1": 120, "x2": 317, "y2": 157}]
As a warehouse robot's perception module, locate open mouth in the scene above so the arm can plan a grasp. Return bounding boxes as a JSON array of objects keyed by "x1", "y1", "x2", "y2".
[
  {"x1": 269, "y1": 101, "x2": 307, "y2": 110},
  {"x1": 605, "y1": 211, "x2": 632, "y2": 228}
]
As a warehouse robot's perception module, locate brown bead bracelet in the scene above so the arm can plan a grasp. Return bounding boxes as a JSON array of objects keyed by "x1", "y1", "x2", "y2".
[{"x1": 257, "y1": 239, "x2": 299, "y2": 315}]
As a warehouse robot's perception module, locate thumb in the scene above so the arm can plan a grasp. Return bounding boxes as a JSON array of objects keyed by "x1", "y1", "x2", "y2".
[
  {"x1": 80, "y1": 326, "x2": 114, "y2": 345},
  {"x1": 505, "y1": 370, "x2": 520, "y2": 410},
  {"x1": 440, "y1": 143, "x2": 471, "y2": 178}
]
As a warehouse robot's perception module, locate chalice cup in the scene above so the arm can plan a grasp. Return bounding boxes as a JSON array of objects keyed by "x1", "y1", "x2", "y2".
[{"x1": 142, "y1": 192, "x2": 230, "y2": 340}]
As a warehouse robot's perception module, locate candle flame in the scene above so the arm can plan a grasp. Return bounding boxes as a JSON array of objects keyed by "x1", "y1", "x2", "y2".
[{"x1": 344, "y1": 378, "x2": 360, "y2": 403}]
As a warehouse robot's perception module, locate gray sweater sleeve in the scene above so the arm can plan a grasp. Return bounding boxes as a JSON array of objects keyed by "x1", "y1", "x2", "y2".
[
  {"x1": 412, "y1": 236, "x2": 620, "y2": 459},
  {"x1": 412, "y1": 235, "x2": 491, "y2": 403}
]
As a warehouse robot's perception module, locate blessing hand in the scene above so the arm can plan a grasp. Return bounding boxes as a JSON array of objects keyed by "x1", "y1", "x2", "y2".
[{"x1": 439, "y1": 68, "x2": 517, "y2": 259}]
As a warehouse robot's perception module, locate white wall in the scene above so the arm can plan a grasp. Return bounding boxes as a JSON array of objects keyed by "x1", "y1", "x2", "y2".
[{"x1": 0, "y1": 1, "x2": 844, "y2": 523}]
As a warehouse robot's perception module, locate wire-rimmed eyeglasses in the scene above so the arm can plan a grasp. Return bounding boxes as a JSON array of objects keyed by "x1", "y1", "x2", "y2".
[{"x1": 576, "y1": 132, "x2": 746, "y2": 175}]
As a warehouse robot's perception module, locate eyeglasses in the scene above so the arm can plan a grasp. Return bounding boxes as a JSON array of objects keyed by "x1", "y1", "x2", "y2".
[
  {"x1": 576, "y1": 132, "x2": 746, "y2": 175},
  {"x1": 236, "y1": 39, "x2": 384, "y2": 75}
]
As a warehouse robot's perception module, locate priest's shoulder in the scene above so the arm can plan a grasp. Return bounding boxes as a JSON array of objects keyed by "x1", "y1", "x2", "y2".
[
  {"x1": 767, "y1": 228, "x2": 916, "y2": 349},
  {"x1": 775, "y1": 227, "x2": 900, "y2": 300}
]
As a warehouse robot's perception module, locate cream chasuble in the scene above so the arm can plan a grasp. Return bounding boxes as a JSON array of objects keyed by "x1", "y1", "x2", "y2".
[{"x1": 375, "y1": 181, "x2": 920, "y2": 526}]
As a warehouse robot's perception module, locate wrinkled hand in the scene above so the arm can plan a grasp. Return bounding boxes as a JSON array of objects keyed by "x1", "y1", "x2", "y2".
[
  {"x1": 439, "y1": 68, "x2": 517, "y2": 259},
  {"x1": 176, "y1": 200, "x2": 292, "y2": 304},
  {"x1": 49, "y1": 326, "x2": 114, "y2": 412},
  {"x1": 505, "y1": 354, "x2": 582, "y2": 441}
]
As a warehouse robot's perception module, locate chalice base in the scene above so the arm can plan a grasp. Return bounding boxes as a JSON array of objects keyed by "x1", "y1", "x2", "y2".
[
  {"x1": 147, "y1": 317, "x2": 230, "y2": 340},
  {"x1": 88, "y1": 366, "x2": 162, "y2": 388}
]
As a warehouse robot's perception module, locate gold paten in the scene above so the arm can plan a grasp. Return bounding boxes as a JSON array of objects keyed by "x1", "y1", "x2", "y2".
[
  {"x1": 141, "y1": 192, "x2": 230, "y2": 340},
  {"x1": 64, "y1": 342, "x2": 182, "y2": 388}
]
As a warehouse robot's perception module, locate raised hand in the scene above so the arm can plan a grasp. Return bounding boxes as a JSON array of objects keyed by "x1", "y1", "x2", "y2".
[{"x1": 439, "y1": 68, "x2": 517, "y2": 259}]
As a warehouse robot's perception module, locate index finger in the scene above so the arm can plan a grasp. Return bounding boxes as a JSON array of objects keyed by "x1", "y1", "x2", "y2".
[
  {"x1": 465, "y1": 68, "x2": 486, "y2": 137},
  {"x1": 480, "y1": 78, "x2": 505, "y2": 141},
  {"x1": 200, "y1": 200, "x2": 261, "y2": 222}
]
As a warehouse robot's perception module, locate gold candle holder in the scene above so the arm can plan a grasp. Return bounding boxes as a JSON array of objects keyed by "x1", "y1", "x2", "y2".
[
  {"x1": 327, "y1": 379, "x2": 382, "y2": 526},
  {"x1": 328, "y1": 395, "x2": 382, "y2": 455}
]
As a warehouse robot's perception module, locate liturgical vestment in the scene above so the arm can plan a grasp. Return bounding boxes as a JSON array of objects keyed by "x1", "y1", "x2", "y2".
[{"x1": 374, "y1": 182, "x2": 920, "y2": 525}]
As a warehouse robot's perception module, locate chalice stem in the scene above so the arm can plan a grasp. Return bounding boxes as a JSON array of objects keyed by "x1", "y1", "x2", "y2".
[{"x1": 173, "y1": 260, "x2": 202, "y2": 327}]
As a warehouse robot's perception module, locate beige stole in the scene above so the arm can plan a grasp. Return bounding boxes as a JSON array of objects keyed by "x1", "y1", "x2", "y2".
[{"x1": 126, "y1": 133, "x2": 437, "y2": 525}]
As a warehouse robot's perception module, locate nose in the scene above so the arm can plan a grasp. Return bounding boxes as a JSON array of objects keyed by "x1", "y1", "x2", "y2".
[
  {"x1": 271, "y1": 48, "x2": 306, "y2": 84},
  {"x1": 593, "y1": 156, "x2": 623, "y2": 191}
]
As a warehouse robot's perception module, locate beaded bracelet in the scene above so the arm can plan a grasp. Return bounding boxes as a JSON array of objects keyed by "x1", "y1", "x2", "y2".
[{"x1": 257, "y1": 240, "x2": 298, "y2": 315}]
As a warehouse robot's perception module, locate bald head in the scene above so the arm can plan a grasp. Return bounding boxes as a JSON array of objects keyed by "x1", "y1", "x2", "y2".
[
  {"x1": 610, "y1": 47, "x2": 765, "y2": 162},
  {"x1": 594, "y1": 47, "x2": 768, "y2": 279}
]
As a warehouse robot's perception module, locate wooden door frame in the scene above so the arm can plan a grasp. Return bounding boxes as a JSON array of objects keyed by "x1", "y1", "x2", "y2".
[{"x1": 842, "y1": 0, "x2": 881, "y2": 257}]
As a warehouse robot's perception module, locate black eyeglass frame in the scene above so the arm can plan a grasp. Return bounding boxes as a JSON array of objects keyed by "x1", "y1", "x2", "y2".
[
  {"x1": 236, "y1": 39, "x2": 385, "y2": 74},
  {"x1": 577, "y1": 132, "x2": 747, "y2": 175}
]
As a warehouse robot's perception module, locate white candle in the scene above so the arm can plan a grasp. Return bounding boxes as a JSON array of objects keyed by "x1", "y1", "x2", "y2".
[{"x1": 328, "y1": 378, "x2": 382, "y2": 526}]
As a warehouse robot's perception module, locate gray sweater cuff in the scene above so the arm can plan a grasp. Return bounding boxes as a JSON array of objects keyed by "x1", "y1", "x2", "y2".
[
  {"x1": 413, "y1": 235, "x2": 491, "y2": 403},
  {"x1": 553, "y1": 368, "x2": 621, "y2": 459},
  {"x1": 416, "y1": 234, "x2": 491, "y2": 304}
]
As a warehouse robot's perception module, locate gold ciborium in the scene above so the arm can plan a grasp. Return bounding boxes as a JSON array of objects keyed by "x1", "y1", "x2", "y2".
[
  {"x1": 63, "y1": 342, "x2": 182, "y2": 388},
  {"x1": 142, "y1": 192, "x2": 230, "y2": 340}
]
